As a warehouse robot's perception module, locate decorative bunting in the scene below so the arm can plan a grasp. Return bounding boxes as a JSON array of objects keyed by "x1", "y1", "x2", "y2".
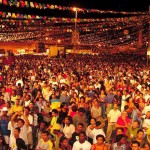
[
  {"x1": 0, "y1": 0, "x2": 147, "y2": 15},
  {"x1": 0, "y1": 10, "x2": 148, "y2": 24}
]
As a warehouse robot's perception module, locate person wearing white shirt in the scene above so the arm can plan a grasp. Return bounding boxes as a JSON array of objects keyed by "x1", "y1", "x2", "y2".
[
  {"x1": 21, "y1": 107, "x2": 33, "y2": 148},
  {"x1": 142, "y1": 101, "x2": 150, "y2": 118},
  {"x1": 92, "y1": 121, "x2": 106, "y2": 144},
  {"x1": 121, "y1": 90, "x2": 130, "y2": 112},
  {"x1": 16, "y1": 78, "x2": 24, "y2": 87},
  {"x1": 144, "y1": 90, "x2": 150, "y2": 103},
  {"x1": 106, "y1": 104, "x2": 121, "y2": 142},
  {"x1": 73, "y1": 131, "x2": 91, "y2": 150},
  {"x1": 63, "y1": 116, "x2": 75, "y2": 139},
  {"x1": 9, "y1": 112, "x2": 30, "y2": 146},
  {"x1": 9, "y1": 127, "x2": 27, "y2": 150}
]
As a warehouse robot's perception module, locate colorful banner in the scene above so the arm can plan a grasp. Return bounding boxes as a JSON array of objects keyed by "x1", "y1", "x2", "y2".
[
  {"x1": 0, "y1": 0, "x2": 147, "y2": 15},
  {"x1": 0, "y1": 11, "x2": 148, "y2": 23}
]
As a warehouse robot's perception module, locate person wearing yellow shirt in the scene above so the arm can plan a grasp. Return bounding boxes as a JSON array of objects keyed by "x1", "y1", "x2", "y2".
[
  {"x1": 36, "y1": 130, "x2": 53, "y2": 150},
  {"x1": 8, "y1": 99, "x2": 23, "y2": 116}
]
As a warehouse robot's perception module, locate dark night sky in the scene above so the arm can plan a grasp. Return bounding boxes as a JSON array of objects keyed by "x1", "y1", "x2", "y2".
[
  {"x1": 34, "y1": 0, "x2": 149, "y2": 11},
  {"x1": 0, "y1": 0, "x2": 149, "y2": 19}
]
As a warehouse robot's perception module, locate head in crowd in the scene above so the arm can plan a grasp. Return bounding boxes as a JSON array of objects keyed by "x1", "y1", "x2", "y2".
[
  {"x1": 42, "y1": 131, "x2": 50, "y2": 142},
  {"x1": 64, "y1": 116, "x2": 73, "y2": 126},
  {"x1": 17, "y1": 118, "x2": 25, "y2": 128},
  {"x1": 79, "y1": 131, "x2": 87, "y2": 144},
  {"x1": 59, "y1": 137, "x2": 70, "y2": 148},
  {"x1": 78, "y1": 107, "x2": 86, "y2": 116},
  {"x1": 96, "y1": 134, "x2": 106, "y2": 145},
  {"x1": 115, "y1": 134, "x2": 126, "y2": 144},
  {"x1": 131, "y1": 140, "x2": 140, "y2": 150},
  {"x1": 136, "y1": 129, "x2": 144, "y2": 141}
]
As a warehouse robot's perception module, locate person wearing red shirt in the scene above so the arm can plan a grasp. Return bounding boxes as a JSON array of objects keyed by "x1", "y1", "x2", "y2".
[{"x1": 116, "y1": 111, "x2": 131, "y2": 135}]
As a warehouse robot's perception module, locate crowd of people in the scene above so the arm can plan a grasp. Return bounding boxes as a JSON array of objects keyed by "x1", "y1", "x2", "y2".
[{"x1": 0, "y1": 53, "x2": 149, "y2": 150}]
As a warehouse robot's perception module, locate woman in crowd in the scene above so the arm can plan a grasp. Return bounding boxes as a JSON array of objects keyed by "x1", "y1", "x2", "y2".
[
  {"x1": 58, "y1": 137, "x2": 72, "y2": 150},
  {"x1": 63, "y1": 116, "x2": 75, "y2": 139},
  {"x1": 111, "y1": 134, "x2": 128, "y2": 150},
  {"x1": 91, "y1": 134, "x2": 108, "y2": 150}
]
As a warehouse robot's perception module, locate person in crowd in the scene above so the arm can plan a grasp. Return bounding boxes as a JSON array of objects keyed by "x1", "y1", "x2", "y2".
[
  {"x1": 116, "y1": 110, "x2": 131, "y2": 135},
  {"x1": 72, "y1": 131, "x2": 91, "y2": 150},
  {"x1": 47, "y1": 109, "x2": 59, "y2": 134},
  {"x1": 131, "y1": 103, "x2": 142, "y2": 125},
  {"x1": 8, "y1": 99, "x2": 23, "y2": 115},
  {"x1": 59, "y1": 90, "x2": 70, "y2": 105},
  {"x1": 10, "y1": 90, "x2": 18, "y2": 105},
  {"x1": 92, "y1": 121, "x2": 106, "y2": 144},
  {"x1": 0, "y1": 107, "x2": 10, "y2": 146},
  {"x1": 73, "y1": 107, "x2": 87, "y2": 130},
  {"x1": 58, "y1": 136, "x2": 72, "y2": 150},
  {"x1": 106, "y1": 89, "x2": 115, "y2": 114},
  {"x1": 146, "y1": 127, "x2": 150, "y2": 144},
  {"x1": 113, "y1": 90, "x2": 122, "y2": 109},
  {"x1": 142, "y1": 111, "x2": 150, "y2": 133},
  {"x1": 9, "y1": 113, "x2": 29, "y2": 146},
  {"x1": 68, "y1": 102, "x2": 78, "y2": 118},
  {"x1": 91, "y1": 99, "x2": 102, "y2": 121},
  {"x1": 0, "y1": 135, "x2": 7, "y2": 150},
  {"x1": 70, "y1": 123, "x2": 84, "y2": 146},
  {"x1": 41, "y1": 101, "x2": 51, "y2": 125},
  {"x1": 50, "y1": 93, "x2": 60, "y2": 110},
  {"x1": 1, "y1": 87, "x2": 10, "y2": 103},
  {"x1": 63, "y1": 116, "x2": 75, "y2": 139},
  {"x1": 141, "y1": 143, "x2": 150, "y2": 150},
  {"x1": 99, "y1": 90, "x2": 107, "y2": 118},
  {"x1": 111, "y1": 128, "x2": 124, "y2": 144},
  {"x1": 58, "y1": 102, "x2": 68, "y2": 124},
  {"x1": 126, "y1": 120, "x2": 140, "y2": 142},
  {"x1": 36, "y1": 121, "x2": 47, "y2": 143},
  {"x1": 130, "y1": 140, "x2": 141, "y2": 150},
  {"x1": 106, "y1": 103, "x2": 121, "y2": 142},
  {"x1": 53, "y1": 123, "x2": 64, "y2": 150},
  {"x1": 9, "y1": 127, "x2": 27, "y2": 150},
  {"x1": 36, "y1": 130, "x2": 53, "y2": 150},
  {"x1": 91, "y1": 134, "x2": 108, "y2": 150},
  {"x1": 111, "y1": 134, "x2": 128, "y2": 150},
  {"x1": 132, "y1": 129, "x2": 145, "y2": 148}
]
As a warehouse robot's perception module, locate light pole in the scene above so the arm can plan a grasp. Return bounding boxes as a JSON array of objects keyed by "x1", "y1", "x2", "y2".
[
  {"x1": 73, "y1": 7, "x2": 78, "y2": 32},
  {"x1": 72, "y1": 7, "x2": 79, "y2": 53}
]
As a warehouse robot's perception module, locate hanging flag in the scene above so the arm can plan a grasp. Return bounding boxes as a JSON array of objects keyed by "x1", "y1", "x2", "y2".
[
  {"x1": 12, "y1": 13, "x2": 16, "y2": 18},
  {"x1": 7, "y1": 12, "x2": 11, "y2": 17},
  {"x1": 16, "y1": 1, "x2": 19, "y2": 7},
  {"x1": 30, "y1": 2, "x2": 34, "y2": 8},
  {"x1": 3, "y1": 0, "x2": 8, "y2": 5}
]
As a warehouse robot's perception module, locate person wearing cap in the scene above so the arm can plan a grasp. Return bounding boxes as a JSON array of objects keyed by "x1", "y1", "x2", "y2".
[{"x1": 0, "y1": 107, "x2": 10, "y2": 146}]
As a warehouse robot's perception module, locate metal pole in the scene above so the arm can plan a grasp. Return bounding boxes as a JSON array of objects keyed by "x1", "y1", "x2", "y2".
[{"x1": 75, "y1": 10, "x2": 77, "y2": 32}]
